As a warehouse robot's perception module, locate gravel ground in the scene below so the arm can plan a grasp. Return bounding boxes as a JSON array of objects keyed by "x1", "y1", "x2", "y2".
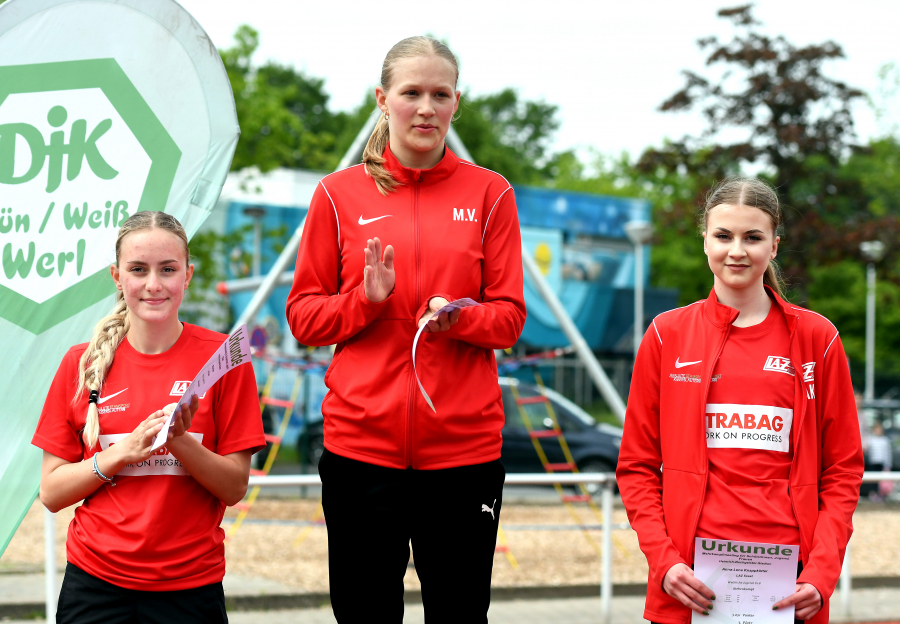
[{"x1": 4, "y1": 499, "x2": 899, "y2": 592}]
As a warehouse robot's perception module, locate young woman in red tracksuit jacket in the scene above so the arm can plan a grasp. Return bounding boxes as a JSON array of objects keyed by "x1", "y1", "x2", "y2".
[
  {"x1": 285, "y1": 37, "x2": 525, "y2": 623},
  {"x1": 617, "y1": 177, "x2": 863, "y2": 624}
]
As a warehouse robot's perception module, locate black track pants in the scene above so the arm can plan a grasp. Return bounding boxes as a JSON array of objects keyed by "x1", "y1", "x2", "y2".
[
  {"x1": 56, "y1": 562, "x2": 227, "y2": 624},
  {"x1": 319, "y1": 449, "x2": 505, "y2": 624}
]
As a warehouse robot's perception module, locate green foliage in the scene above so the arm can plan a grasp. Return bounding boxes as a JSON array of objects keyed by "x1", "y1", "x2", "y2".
[
  {"x1": 453, "y1": 89, "x2": 567, "y2": 184},
  {"x1": 807, "y1": 261, "x2": 900, "y2": 376},
  {"x1": 180, "y1": 226, "x2": 253, "y2": 331},
  {"x1": 221, "y1": 25, "x2": 364, "y2": 173}
]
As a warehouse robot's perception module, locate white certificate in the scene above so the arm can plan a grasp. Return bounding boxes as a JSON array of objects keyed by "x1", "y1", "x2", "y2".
[
  {"x1": 150, "y1": 324, "x2": 252, "y2": 451},
  {"x1": 692, "y1": 538, "x2": 799, "y2": 624}
]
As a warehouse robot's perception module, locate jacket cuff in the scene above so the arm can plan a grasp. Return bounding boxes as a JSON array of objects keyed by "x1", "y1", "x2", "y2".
[
  {"x1": 796, "y1": 568, "x2": 829, "y2": 603},
  {"x1": 356, "y1": 282, "x2": 392, "y2": 320}
]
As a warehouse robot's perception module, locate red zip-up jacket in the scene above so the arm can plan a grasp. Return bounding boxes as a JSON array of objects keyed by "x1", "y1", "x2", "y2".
[
  {"x1": 617, "y1": 288, "x2": 863, "y2": 624},
  {"x1": 286, "y1": 146, "x2": 526, "y2": 470}
]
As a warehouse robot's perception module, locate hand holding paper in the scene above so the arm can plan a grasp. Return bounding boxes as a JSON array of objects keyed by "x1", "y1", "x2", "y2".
[
  {"x1": 150, "y1": 325, "x2": 252, "y2": 451},
  {"x1": 772, "y1": 584, "x2": 822, "y2": 620},
  {"x1": 418, "y1": 296, "x2": 462, "y2": 332},
  {"x1": 412, "y1": 298, "x2": 482, "y2": 412}
]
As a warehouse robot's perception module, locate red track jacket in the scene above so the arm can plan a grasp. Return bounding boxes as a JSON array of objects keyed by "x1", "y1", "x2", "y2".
[
  {"x1": 617, "y1": 288, "x2": 863, "y2": 624},
  {"x1": 286, "y1": 147, "x2": 526, "y2": 470}
]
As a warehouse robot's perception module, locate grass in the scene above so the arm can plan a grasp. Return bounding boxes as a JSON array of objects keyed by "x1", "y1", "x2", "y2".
[{"x1": 583, "y1": 399, "x2": 623, "y2": 428}]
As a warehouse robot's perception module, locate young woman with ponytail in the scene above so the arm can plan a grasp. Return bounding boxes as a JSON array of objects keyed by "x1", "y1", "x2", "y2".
[
  {"x1": 617, "y1": 177, "x2": 863, "y2": 624},
  {"x1": 286, "y1": 36, "x2": 525, "y2": 623},
  {"x1": 32, "y1": 211, "x2": 265, "y2": 624}
]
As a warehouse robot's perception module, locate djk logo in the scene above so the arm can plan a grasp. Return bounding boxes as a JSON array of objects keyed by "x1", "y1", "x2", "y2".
[
  {"x1": 0, "y1": 105, "x2": 118, "y2": 193},
  {"x1": 0, "y1": 59, "x2": 181, "y2": 335}
]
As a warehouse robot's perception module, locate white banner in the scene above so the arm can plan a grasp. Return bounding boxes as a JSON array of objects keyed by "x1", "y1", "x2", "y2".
[{"x1": 0, "y1": 0, "x2": 239, "y2": 555}]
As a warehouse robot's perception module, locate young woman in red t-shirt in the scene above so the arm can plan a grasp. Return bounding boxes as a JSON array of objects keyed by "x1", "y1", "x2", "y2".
[
  {"x1": 617, "y1": 178, "x2": 863, "y2": 624},
  {"x1": 33, "y1": 211, "x2": 265, "y2": 623}
]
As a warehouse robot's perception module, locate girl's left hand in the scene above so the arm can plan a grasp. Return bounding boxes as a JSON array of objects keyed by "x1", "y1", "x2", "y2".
[
  {"x1": 163, "y1": 394, "x2": 199, "y2": 439},
  {"x1": 773, "y1": 583, "x2": 821, "y2": 620},
  {"x1": 418, "y1": 297, "x2": 461, "y2": 333}
]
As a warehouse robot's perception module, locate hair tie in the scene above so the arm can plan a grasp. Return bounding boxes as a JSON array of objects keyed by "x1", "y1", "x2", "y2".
[{"x1": 88, "y1": 390, "x2": 99, "y2": 405}]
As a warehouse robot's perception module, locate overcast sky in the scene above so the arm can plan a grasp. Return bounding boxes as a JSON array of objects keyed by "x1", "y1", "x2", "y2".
[{"x1": 179, "y1": 0, "x2": 899, "y2": 162}]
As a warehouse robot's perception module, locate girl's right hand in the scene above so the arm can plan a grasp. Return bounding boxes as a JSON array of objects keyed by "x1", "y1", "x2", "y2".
[
  {"x1": 663, "y1": 563, "x2": 716, "y2": 615},
  {"x1": 363, "y1": 237, "x2": 395, "y2": 303},
  {"x1": 104, "y1": 412, "x2": 168, "y2": 468}
]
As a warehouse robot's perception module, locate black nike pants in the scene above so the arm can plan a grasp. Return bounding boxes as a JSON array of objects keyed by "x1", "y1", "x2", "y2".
[{"x1": 318, "y1": 449, "x2": 505, "y2": 623}]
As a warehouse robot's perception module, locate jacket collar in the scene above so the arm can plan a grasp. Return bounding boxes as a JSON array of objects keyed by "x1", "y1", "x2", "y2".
[
  {"x1": 381, "y1": 143, "x2": 460, "y2": 185},
  {"x1": 702, "y1": 285, "x2": 800, "y2": 332}
]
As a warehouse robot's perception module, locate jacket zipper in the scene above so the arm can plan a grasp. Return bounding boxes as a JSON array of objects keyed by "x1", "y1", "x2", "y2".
[
  {"x1": 688, "y1": 323, "x2": 732, "y2": 564},
  {"x1": 406, "y1": 177, "x2": 422, "y2": 468}
]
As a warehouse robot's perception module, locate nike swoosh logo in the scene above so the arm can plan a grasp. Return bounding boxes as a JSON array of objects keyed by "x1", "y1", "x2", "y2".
[
  {"x1": 98, "y1": 388, "x2": 128, "y2": 404},
  {"x1": 674, "y1": 358, "x2": 702, "y2": 369},
  {"x1": 358, "y1": 215, "x2": 392, "y2": 225}
]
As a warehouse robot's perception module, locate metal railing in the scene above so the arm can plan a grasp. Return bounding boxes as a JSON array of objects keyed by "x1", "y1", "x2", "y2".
[{"x1": 41, "y1": 471, "x2": 900, "y2": 623}]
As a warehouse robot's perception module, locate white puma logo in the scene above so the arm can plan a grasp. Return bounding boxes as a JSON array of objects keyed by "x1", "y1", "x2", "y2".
[{"x1": 481, "y1": 499, "x2": 496, "y2": 520}]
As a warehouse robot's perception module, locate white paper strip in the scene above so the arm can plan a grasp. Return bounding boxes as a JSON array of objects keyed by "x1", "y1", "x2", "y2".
[
  {"x1": 150, "y1": 324, "x2": 252, "y2": 450},
  {"x1": 411, "y1": 298, "x2": 482, "y2": 413}
]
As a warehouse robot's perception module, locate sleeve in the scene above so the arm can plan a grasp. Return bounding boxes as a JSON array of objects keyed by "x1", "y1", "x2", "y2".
[
  {"x1": 32, "y1": 349, "x2": 85, "y2": 463},
  {"x1": 615, "y1": 322, "x2": 689, "y2": 589},
  {"x1": 442, "y1": 188, "x2": 526, "y2": 349},
  {"x1": 796, "y1": 334, "x2": 864, "y2": 597},
  {"x1": 212, "y1": 360, "x2": 266, "y2": 456},
  {"x1": 286, "y1": 182, "x2": 390, "y2": 347}
]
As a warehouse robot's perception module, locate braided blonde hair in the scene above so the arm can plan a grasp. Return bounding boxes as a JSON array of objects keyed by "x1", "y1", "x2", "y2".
[
  {"x1": 362, "y1": 36, "x2": 459, "y2": 195},
  {"x1": 75, "y1": 211, "x2": 189, "y2": 449}
]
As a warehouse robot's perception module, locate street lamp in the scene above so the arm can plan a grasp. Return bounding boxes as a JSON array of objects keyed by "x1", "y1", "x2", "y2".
[
  {"x1": 625, "y1": 220, "x2": 653, "y2": 361},
  {"x1": 860, "y1": 240, "x2": 886, "y2": 401},
  {"x1": 243, "y1": 206, "x2": 266, "y2": 277}
]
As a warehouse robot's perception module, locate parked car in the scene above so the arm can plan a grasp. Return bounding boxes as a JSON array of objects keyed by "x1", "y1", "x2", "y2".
[
  {"x1": 298, "y1": 377, "x2": 622, "y2": 491},
  {"x1": 498, "y1": 377, "x2": 621, "y2": 492}
]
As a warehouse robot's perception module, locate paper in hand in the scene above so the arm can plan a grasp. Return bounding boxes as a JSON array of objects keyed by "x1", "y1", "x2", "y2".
[
  {"x1": 412, "y1": 298, "x2": 482, "y2": 412},
  {"x1": 150, "y1": 324, "x2": 252, "y2": 451}
]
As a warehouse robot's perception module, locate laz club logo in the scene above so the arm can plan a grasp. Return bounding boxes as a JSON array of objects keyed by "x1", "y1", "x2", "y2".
[
  {"x1": 763, "y1": 356, "x2": 795, "y2": 376},
  {"x1": 169, "y1": 381, "x2": 205, "y2": 399}
]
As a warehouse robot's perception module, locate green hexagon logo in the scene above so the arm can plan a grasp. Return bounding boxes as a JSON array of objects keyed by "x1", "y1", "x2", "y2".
[{"x1": 0, "y1": 58, "x2": 181, "y2": 335}]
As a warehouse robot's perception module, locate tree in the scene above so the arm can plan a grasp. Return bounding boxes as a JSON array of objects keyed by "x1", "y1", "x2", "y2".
[
  {"x1": 221, "y1": 25, "x2": 358, "y2": 173},
  {"x1": 638, "y1": 4, "x2": 900, "y2": 301},
  {"x1": 453, "y1": 89, "x2": 568, "y2": 184}
]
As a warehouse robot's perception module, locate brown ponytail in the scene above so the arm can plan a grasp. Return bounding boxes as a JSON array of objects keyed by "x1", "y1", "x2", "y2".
[
  {"x1": 74, "y1": 211, "x2": 190, "y2": 448},
  {"x1": 701, "y1": 176, "x2": 786, "y2": 299},
  {"x1": 362, "y1": 36, "x2": 459, "y2": 196}
]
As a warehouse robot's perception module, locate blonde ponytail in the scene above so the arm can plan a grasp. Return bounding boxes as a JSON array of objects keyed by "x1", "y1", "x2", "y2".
[
  {"x1": 363, "y1": 36, "x2": 460, "y2": 196},
  {"x1": 763, "y1": 261, "x2": 785, "y2": 300},
  {"x1": 72, "y1": 210, "x2": 189, "y2": 449},
  {"x1": 75, "y1": 295, "x2": 130, "y2": 449},
  {"x1": 362, "y1": 113, "x2": 397, "y2": 196}
]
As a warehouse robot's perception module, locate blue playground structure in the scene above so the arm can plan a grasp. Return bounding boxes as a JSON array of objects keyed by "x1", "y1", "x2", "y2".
[{"x1": 221, "y1": 185, "x2": 677, "y2": 354}]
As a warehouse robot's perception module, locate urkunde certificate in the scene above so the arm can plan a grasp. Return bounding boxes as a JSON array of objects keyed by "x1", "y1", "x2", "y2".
[{"x1": 692, "y1": 538, "x2": 799, "y2": 624}]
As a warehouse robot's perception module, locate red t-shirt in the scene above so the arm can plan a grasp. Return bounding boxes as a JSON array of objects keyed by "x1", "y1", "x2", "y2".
[
  {"x1": 696, "y1": 304, "x2": 801, "y2": 546},
  {"x1": 32, "y1": 323, "x2": 265, "y2": 591}
]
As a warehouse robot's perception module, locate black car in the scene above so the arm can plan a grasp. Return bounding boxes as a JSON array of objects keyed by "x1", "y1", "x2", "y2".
[
  {"x1": 498, "y1": 377, "x2": 621, "y2": 491},
  {"x1": 299, "y1": 377, "x2": 622, "y2": 489}
]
